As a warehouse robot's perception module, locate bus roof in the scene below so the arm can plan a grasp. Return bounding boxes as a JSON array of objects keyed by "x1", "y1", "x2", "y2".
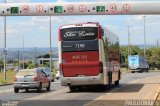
[{"x1": 60, "y1": 22, "x2": 99, "y2": 29}]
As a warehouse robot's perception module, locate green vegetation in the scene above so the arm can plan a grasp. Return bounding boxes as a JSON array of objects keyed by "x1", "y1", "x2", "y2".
[
  {"x1": 0, "y1": 60, "x2": 3, "y2": 69},
  {"x1": 52, "y1": 68, "x2": 58, "y2": 76},
  {"x1": 120, "y1": 46, "x2": 160, "y2": 69},
  {"x1": 0, "y1": 70, "x2": 15, "y2": 85},
  {"x1": 27, "y1": 60, "x2": 37, "y2": 69}
]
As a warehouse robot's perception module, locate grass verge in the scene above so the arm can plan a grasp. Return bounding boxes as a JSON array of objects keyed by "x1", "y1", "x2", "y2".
[{"x1": 0, "y1": 70, "x2": 15, "y2": 85}]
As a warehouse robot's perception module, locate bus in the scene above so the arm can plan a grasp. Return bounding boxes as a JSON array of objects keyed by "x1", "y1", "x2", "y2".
[{"x1": 58, "y1": 22, "x2": 121, "y2": 91}]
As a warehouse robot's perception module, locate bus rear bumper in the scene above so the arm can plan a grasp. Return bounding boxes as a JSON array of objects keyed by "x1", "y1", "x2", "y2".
[{"x1": 61, "y1": 74, "x2": 104, "y2": 86}]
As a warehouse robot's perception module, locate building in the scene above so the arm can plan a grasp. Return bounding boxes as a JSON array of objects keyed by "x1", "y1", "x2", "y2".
[{"x1": 36, "y1": 52, "x2": 58, "y2": 69}]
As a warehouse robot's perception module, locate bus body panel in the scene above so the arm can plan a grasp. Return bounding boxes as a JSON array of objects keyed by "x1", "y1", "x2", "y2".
[
  {"x1": 102, "y1": 27, "x2": 121, "y2": 83},
  {"x1": 62, "y1": 51, "x2": 99, "y2": 77},
  {"x1": 98, "y1": 39, "x2": 107, "y2": 84}
]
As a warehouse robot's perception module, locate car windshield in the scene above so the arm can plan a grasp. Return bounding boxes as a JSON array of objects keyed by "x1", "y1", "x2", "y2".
[{"x1": 16, "y1": 70, "x2": 36, "y2": 76}]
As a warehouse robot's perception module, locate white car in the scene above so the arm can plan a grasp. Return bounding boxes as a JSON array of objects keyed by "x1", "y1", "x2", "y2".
[
  {"x1": 55, "y1": 71, "x2": 60, "y2": 80},
  {"x1": 14, "y1": 69, "x2": 51, "y2": 93}
]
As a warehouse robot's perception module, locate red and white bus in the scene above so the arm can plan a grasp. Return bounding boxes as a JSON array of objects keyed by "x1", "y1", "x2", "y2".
[{"x1": 58, "y1": 22, "x2": 121, "y2": 91}]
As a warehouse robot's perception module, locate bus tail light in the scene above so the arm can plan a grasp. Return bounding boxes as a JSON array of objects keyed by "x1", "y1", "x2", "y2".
[{"x1": 99, "y1": 62, "x2": 103, "y2": 73}]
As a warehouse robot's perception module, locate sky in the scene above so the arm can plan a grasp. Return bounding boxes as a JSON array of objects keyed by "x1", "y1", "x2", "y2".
[{"x1": 0, "y1": 0, "x2": 160, "y2": 48}]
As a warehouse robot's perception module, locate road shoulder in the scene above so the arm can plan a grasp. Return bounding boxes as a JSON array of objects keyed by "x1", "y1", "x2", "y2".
[{"x1": 84, "y1": 75, "x2": 160, "y2": 106}]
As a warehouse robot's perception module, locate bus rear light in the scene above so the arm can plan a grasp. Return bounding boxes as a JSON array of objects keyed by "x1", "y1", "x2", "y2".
[
  {"x1": 98, "y1": 25, "x2": 102, "y2": 39},
  {"x1": 99, "y1": 62, "x2": 103, "y2": 73}
]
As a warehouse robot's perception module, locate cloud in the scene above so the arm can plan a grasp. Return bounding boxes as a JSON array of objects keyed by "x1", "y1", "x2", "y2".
[
  {"x1": 125, "y1": 15, "x2": 160, "y2": 45},
  {"x1": 56, "y1": 0, "x2": 67, "y2": 2},
  {"x1": 126, "y1": 15, "x2": 160, "y2": 25},
  {"x1": 105, "y1": 25, "x2": 117, "y2": 30},
  {"x1": 6, "y1": 0, "x2": 31, "y2": 3},
  {"x1": 0, "y1": 13, "x2": 159, "y2": 47}
]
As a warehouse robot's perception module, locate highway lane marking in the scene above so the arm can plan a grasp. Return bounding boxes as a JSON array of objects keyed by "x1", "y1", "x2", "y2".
[
  {"x1": 154, "y1": 86, "x2": 160, "y2": 100},
  {"x1": 143, "y1": 84, "x2": 160, "y2": 100}
]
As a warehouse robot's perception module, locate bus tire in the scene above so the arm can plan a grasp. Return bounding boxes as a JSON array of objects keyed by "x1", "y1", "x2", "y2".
[
  {"x1": 108, "y1": 72, "x2": 112, "y2": 89},
  {"x1": 100, "y1": 85, "x2": 107, "y2": 91},
  {"x1": 118, "y1": 70, "x2": 121, "y2": 80},
  {"x1": 69, "y1": 86, "x2": 77, "y2": 92},
  {"x1": 115, "y1": 80, "x2": 119, "y2": 86}
]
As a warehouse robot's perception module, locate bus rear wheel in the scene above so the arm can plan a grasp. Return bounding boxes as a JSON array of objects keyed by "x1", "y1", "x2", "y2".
[
  {"x1": 69, "y1": 86, "x2": 78, "y2": 92},
  {"x1": 115, "y1": 80, "x2": 119, "y2": 86}
]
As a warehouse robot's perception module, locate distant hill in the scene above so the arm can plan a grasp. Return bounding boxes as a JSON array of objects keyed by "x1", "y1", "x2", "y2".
[{"x1": 0, "y1": 47, "x2": 58, "y2": 61}]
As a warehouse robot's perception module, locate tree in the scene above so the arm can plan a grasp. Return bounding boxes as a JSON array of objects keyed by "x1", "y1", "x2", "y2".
[
  {"x1": 120, "y1": 46, "x2": 160, "y2": 69},
  {"x1": 146, "y1": 47, "x2": 160, "y2": 69},
  {"x1": 0, "y1": 60, "x2": 3, "y2": 69},
  {"x1": 13, "y1": 60, "x2": 19, "y2": 66},
  {"x1": 27, "y1": 61, "x2": 36, "y2": 69},
  {"x1": 20, "y1": 63, "x2": 28, "y2": 69}
]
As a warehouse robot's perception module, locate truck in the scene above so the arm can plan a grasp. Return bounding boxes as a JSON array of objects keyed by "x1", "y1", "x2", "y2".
[{"x1": 128, "y1": 55, "x2": 149, "y2": 73}]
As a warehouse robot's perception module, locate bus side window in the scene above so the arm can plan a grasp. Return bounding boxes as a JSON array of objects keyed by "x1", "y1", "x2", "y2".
[{"x1": 101, "y1": 29, "x2": 104, "y2": 36}]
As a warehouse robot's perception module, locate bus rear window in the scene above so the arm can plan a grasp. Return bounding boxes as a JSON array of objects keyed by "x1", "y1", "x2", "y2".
[{"x1": 60, "y1": 27, "x2": 98, "y2": 41}]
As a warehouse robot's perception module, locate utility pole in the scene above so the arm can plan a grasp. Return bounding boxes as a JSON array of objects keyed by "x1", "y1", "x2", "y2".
[
  {"x1": 156, "y1": 39, "x2": 159, "y2": 46},
  {"x1": 128, "y1": 26, "x2": 131, "y2": 56},
  {"x1": 143, "y1": 16, "x2": 146, "y2": 58},
  {"x1": 4, "y1": 0, "x2": 7, "y2": 80},
  {"x1": 17, "y1": 50, "x2": 20, "y2": 70},
  {"x1": 34, "y1": 47, "x2": 37, "y2": 66},
  {"x1": 49, "y1": 16, "x2": 53, "y2": 72},
  {"x1": 0, "y1": 49, "x2": 2, "y2": 61},
  {"x1": 22, "y1": 35, "x2": 24, "y2": 69}
]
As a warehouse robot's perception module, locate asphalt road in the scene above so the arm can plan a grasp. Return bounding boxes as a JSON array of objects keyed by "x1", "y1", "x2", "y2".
[{"x1": 0, "y1": 72, "x2": 160, "y2": 106}]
